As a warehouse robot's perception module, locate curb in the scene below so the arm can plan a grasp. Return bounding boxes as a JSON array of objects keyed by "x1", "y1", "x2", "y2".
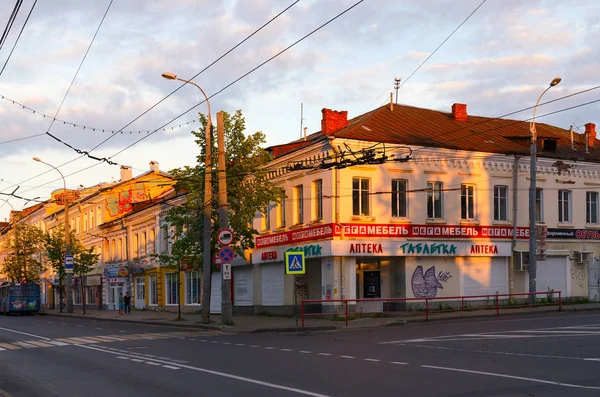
[
  {"x1": 39, "y1": 312, "x2": 223, "y2": 331},
  {"x1": 248, "y1": 325, "x2": 339, "y2": 334},
  {"x1": 0, "y1": 390, "x2": 13, "y2": 397}
]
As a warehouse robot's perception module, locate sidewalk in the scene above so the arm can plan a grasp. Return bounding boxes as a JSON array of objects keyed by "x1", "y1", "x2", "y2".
[{"x1": 39, "y1": 303, "x2": 600, "y2": 333}]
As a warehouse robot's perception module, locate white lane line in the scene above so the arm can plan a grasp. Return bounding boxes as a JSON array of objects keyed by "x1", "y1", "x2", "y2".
[
  {"x1": 163, "y1": 365, "x2": 180, "y2": 370},
  {"x1": 200, "y1": 340, "x2": 208, "y2": 343},
  {"x1": 78, "y1": 343, "x2": 331, "y2": 397},
  {"x1": 512, "y1": 330, "x2": 600, "y2": 334},
  {"x1": 364, "y1": 358, "x2": 380, "y2": 362},
  {"x1": 77, "y1": 325, "x2": 83, "y2": 328},
  {"x1": 0, "y1": 347, "x2": 5, "y2": 351},
  {"x1": 236, "y1": 343, "x2": 245, "y2": 346},
  {"x1": 0, "y1": 326, "x2": 52, "y2": 341},
  {"x1": 249, "y1": 345, "x2": 259, "y2": 348},
  {"x1": 131, "y1": 359, "x2": 145, "y2": 363},
  {"x1": 421, "y1": 365, "x2": 600, "y2": 390},
  {"x1": 68, "y1": 337, "x2": 99, "y2": 344},
  {"x1": 318, "y1": 353, "x2": 332, "y2": 356},
  {"x1": 281, "y1": 349, "x2": 293, "y2": 352},
  {"x1": 583, "y1": 358, "x2": 600, "y2": 361},
  {"x1": 146, "y1": 362, "x2": 161, "y2": 366},
  {"x1": 390, "y1": 361, "x2": 409, "y2": 365},
  {"x1": 211, "y1": 341, "x2": 219, "y2": 344},
  {"x1": 264, "y1": 347, "x2": 275, "y2": 350},
  {"x1": 340, "y1": 355, "x2": 354, "y2": 359},
  {"x1": 299, "y1": 351, "x2": 311, "y2": 354},
  {"x1": 46, "y1": 341, "x2": 70, "y2": 346},
  {"x1": 13, "y1": 342, "x2": 37, "y2": 348},
  {"x1": 116, "y1": 357, "x2": 130, "y2": 360},
  {"x1": 222, "y1": 342, "x2": 231, "y2": 345},
  {"x1": 190, "y1": 339, "x2": 197, "y2": 341}
]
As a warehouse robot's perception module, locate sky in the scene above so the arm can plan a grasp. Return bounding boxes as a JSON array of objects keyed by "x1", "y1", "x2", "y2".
[{"x1": 0, "y1": 0, "x2": 599, "y2": 222}]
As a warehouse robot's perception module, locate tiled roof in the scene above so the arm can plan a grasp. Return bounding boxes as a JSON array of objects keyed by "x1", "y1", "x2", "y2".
[{"x1": 270, "y1": 103, "x2": 598, "y2": 162}]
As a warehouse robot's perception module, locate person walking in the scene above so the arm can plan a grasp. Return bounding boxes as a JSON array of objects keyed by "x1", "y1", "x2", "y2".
[
  {"x1": 124, "y1": 292, "x2": 131, "y2": 314},
  {"x1": 118, "y1": 292, "x2": 124, "y2": 315}
]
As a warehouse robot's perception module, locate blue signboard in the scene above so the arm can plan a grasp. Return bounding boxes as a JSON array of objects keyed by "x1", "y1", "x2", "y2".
[{"x1": 285, "y1": 252, "x2": 305, "y2": 275}]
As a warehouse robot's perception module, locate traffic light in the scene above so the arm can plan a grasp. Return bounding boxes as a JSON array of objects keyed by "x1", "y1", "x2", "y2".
[{"x1": 536, "y1": 225, "x2": 548, "y2": 261}]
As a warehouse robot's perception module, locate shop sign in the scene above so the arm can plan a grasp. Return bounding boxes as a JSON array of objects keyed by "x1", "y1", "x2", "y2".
[
  {"x1": 261, "y1": 251, "x2": 278, "y2": 261},
  {"x1": 332, "y1": 240, "x2": 511, "y2": 257},
  {"x1": 87, "y1": 276, "x2": 101, "y2": 286},
  {"x1": 255, "y1": 224, "x2": 334, "y2": 248},
  {"x1": 547, "y1": 228, "x2": 600, "y2": 240},
  {"x1": 286, "y1": 244, "x2": 322, "y2": 257},
  {"x1": 337, "y1": 224, "x2": 529, "y2": 240},
  {"x1": 400, "y1": 242, "x2": 457, "y2": 255},
  {"x1": 105, "y1": 266, "x2": 129, "y2": 278},
  {"x1": 349, "y1": 243, "x2": 382, "y2": 254},
  {"x1": 109, "y1": 277, "x2": 125, "y2": 285}
]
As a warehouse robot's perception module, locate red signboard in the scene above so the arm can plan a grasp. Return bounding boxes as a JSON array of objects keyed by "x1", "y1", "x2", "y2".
[
  {"x1": 261, "y1": 251, "x2": 278, "y2": 261},
  {"x1": 255, "y1": 223, "x2": 530, "y2": 248}
]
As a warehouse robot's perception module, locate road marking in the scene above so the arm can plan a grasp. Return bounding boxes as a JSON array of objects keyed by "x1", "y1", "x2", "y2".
[
  {"x1": 264, "y1": 347, "x2": 275, "y2": 350},
  {"x1": 318, "y1": 353, "x2": 332, "y2": 356},
  {"x1": 390, "y1": 361, "x2": 409, "y2": 365},
  {"x1": 131, "y1": 359, "x2": 145, "y2": 363},
  {"x1": 145, "y1": 362, "x2": 161, "y2": 366},
  {"x1": 116, "y1": 356, "x2": 130, "y2": 360},
  {"x1": 340, "y1": 355, "x2": 354, "y2": 359},
  {"x1": 422, "y1": 365, "x2": 600, "y2": 390},
  {"x1": 0, "y1": 343, "x2": 21, "y2": 350},
  {"x1": 299, "y1": 351, "x2": 311, "y2": 354},
  {"x1": 26, "y1": 341, "x2": 54, "y2": 347},
  {"x1": 236, "y1": 343, "x2": 245, "y2": 346},
  {"x1": 77, "y1": 343, "x2": 332, "y2": 397},
  {"x1": 163, "y1": 365, "x2": 180, "y2": 370},
  {"x1": 281, "y1": 348, "x2": 293, "y2": 352},
  {"x1": 0, "y1": 347, "x2": 4, "y2": 351},
  {"x1": 222, "y1": 342, "x2": 230, "y2": 345},
  {"x1": 211, "y1": 341, "x2": 219, "y2": 344},
  {"x1": 46, "y1": 340, "x2": 70, "y2": 346},
  {"x1": 583, "y1": 358, "x2": 600, "y2": 361},
  {"x1": 0, "y1": 326, "x2": 52, "y2": 341},
  {"x1": 68, "y1": 337, "x2": 99, "y2": 344},
  {"x1": 364, "y1": 358, "x2": 380, "y2": 362},
  {"x1": 12, "y1": 342, "x2": 37, "y2": 348},
  {"x1": 249, "y1": 345, "x2": 259, "y2": 348}
]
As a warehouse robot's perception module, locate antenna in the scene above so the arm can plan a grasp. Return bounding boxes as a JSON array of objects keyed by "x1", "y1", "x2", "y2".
[
  {"x1": 394, "y1": 77, "x2": 401, "y2": 103},
  {"x1": 300, "y1": 103, "x2": 304, "y2": 139}
]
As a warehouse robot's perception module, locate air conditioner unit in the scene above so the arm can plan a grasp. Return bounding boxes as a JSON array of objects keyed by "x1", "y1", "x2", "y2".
[
  {"x1": 574, "y1": 251, "x2": 592, "y2": 264},
  {"x1": 513, "y1": 251, "x2": 529, "y2": 271}
]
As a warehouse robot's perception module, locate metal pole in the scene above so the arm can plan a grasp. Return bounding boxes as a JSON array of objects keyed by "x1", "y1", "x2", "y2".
[
  {"x1": 217, "y1": 112, "x2": 233, "y2": 325},
  {"x1": 201, "y1": 120, "x2": 212, "y2": 324},
  {"x1": 528, "y1": 79, "x2": 560, "y2": 304}
]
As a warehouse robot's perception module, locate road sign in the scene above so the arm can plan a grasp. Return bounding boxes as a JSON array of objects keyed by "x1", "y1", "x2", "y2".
[
  {"x1": 218, "y1": 229, "x2": 234, "y2": 246},
  {"x1": 65, "y1": 255, "x2": 74, "y2": 273},
  {"x1": 285, "y1": 252, "x2": 305, "y2": 274},
  {"x1": 218, "y1": 246, "x2": 235, "y2": 264},
  {"x1": 222, "y1": 263, "x2": 231, "y2": 280}
]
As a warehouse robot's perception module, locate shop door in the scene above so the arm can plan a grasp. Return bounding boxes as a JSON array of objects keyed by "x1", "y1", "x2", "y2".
[
  {"x1": 589, "y1": 260, "x2": 600, "y2": 302},
  {"x1": 108, "y1": 285, "x2": 123, "y2": 311},
  {"x1": 135, "y1": 277, "x2": 145, "y2": 309},
  {"x1": 536, "y1": 257, "x2": 567, "y2": 296}
]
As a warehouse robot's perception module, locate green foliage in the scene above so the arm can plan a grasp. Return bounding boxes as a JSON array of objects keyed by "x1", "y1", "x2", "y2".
[
  {"x1": 1, "y1": 223, "x2": 46, "y2": 282},
  {"x1": 45, "y1": 225, "x2": 99, "y2": 280},
  {"x1": 164, "y1": 110, "x2": 284, "y2": 270}
]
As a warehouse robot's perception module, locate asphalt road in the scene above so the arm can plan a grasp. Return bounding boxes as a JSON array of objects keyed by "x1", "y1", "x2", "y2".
[{"x1": 1, "y1": 311, "x2": 600, "y2": 396}]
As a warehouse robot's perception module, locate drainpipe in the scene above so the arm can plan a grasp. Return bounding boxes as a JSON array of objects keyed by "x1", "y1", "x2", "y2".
[
  {"x1": 510, "y1": 155, "x2": 521, "y2": 295},
  {"x1": 330, "y1": 139, "x2": 344, "y2": 299}
]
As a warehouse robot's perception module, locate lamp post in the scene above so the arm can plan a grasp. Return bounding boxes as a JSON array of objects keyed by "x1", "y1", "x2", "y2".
[
  {"x1": 161, "y1": 72, "x2": 213, "y2": 324},
  {"x1": 33, "y1": 157, "x2": 73, "y2": 314},
  {"x1": 528, "y1": 77, "x2": 561, "y2": 302}
]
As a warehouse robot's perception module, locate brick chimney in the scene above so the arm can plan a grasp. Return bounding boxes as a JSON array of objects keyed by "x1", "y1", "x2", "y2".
[
  {"x1": 586, "y1": 123, "x2": 596, "y2": 149},
  {"x1": 451, "y1": 103, "x2": 467, "y2": 121},
  {"x1": 321, "y1": 108, "x2": 348, "y2": 135},
  {"x1": 120, "y1": 165, "x2": 133, "y2": 182},
  {"x1": 149, "y1": 161, "x2": 159, "y2": 172}
]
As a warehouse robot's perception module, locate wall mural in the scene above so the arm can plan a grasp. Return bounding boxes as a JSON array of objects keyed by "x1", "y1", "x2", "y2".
[
  {"x1": 411, "y1": 265, "x2": 444, "y2": 298},
  {"x1": 571, "y1": 267, "x2": 587, "y2": 289},
  {"x1": 105, "y1": 183, "x2": 149, "y2": 217}
]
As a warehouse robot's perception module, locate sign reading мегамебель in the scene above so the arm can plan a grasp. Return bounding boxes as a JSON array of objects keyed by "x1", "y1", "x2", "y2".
[{"x1": 547, "y1": 228, "x2": 600, "y2": 239}]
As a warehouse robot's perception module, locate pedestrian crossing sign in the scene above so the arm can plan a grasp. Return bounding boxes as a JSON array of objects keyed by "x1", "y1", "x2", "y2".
[{"x1": 285, "y1": 252, "x2": 305, "y2": 274}]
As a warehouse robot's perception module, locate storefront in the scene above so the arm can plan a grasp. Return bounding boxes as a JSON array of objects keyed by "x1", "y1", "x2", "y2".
[{"x1": 103, "y1": 265, "x2": 130, "y2": 310}]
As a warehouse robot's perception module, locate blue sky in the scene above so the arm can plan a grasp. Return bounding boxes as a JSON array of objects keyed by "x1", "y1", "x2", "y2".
[{"x1": 0, "y1": 0, "x2": 599, "y2": 221}]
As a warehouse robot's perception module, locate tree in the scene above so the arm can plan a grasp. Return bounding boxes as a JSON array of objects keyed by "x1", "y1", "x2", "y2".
[
  {"x1": 76, "y1": 247, "x2": 100, "y2": 314},
  {"x1": 165, "y1": 110, "x2": 284, "y2": 321},
  {"x1": 1, "y1": 223, "x2": 45, "y2": 283}
]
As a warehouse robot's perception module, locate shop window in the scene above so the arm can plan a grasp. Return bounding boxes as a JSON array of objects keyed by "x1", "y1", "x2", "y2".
[
  {"x1": 165, "y1": 273, "x2": 179, "y2": 305},
  {"x1": 185, "y1": 271, "x2": 201, "y2": 305},
  {"x1": 586, "y1": 191, "x2": 599, "y2": 224},
  {"x1": 87, "y1": 287, "x2": 96, "y2": 305},
  {"x1": 352, "y1": 177, "x2": 370, "y2": 216},
  {"x1": 427, "y1": 182, "x2": 443, "y2": 219},
  {"x1": 461, "y1": 184, "x2": 476, "y2": 220},
  {"x1": 391, "y1": 179, "x2": 408, "y2": 218},
  {"x1": 149, "y1": 275, "x2": 158, "y2": 305},
  {"x1": 558, "y1": 190, "x2": 572, "y2": 223},
  {"x1": 494, "y1": 185, "x2": 508, "y2": 221}
]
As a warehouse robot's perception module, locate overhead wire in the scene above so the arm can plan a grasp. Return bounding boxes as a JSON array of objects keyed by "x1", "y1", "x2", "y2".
[
  {"x1": 0, "y1": 0, "x2": 22, "y2": 53},
  {"x1": 0, "y1": 0, "x2": 35, "y2": 76}
]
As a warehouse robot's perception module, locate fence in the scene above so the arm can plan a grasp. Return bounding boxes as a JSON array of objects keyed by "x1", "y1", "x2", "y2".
[{"x1": 301, "y1": 291, "x2": 562, "y2": 327}]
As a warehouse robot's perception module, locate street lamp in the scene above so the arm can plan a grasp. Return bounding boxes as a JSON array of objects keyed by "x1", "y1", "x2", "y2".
[
  {"x1": 161, "y1": 72, "x2": 213, "y2": 324},
  {"x1": 33, "y1": 157, "x2": 73, "y2": 314},
  {"x1": 528, "y1": 77, "x2": 561, "y2": 301}
]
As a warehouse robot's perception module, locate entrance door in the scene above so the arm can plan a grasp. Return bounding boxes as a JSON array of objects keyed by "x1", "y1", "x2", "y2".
[
  {"x1": 108, "y1": 285, "x2": 123, "y2": 311},
  {"x1": 135, "y1": 277, "x2": 145, "y2": 309},
  {"x1": 589, "y1": 260, "x2": 600, "y2": 302}
]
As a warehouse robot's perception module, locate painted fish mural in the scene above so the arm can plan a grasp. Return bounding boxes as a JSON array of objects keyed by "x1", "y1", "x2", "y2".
[{"x1": 411, "y1": 265, "x2": 444, "y2": 298}]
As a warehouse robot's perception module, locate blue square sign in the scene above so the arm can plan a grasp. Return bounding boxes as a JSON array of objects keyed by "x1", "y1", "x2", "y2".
[{"x1": 285, "y1": 252, "x2": 305, "y2": 275}]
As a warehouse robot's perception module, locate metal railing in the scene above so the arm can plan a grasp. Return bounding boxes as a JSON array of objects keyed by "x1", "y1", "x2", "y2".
[{"x1": 301, "y1": 291, "x2": 562, "y2": 327}]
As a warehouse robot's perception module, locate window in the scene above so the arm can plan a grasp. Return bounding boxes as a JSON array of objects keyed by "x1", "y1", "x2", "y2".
[
  {"x1": 587, "y1": 192, "x2": 599, "y2": 224},
  {"x1": 262, "y1": 205, "x2": 271, "y2": 231},
  {"x1": 111, "y1": 239, "x2": 116, "y2": 261},
  {"x1": 427, "y1": 182, "x2": 443, "y2": 219},
  {"x1": 165, "y1": 273, "x2": 178, "y2": 305},
  {"x1": 535, "y1": 188, "x2": 544, "y2": 222},
  {"x1": 161, "y1": 225, "x2": 169, "y2": 253},
  {"x1": 118, "y1": 238, "x2": 123, "y2": 260},
  {"x1": 149, "y1": 275, "x2": 158, "y2": 305},
  {"x1": 461, "y1": 185, "x2": 476, "y2": 220},
  {"x1": 352, "y1": 177, "x2": 370, "y2": 216},
  {"x1": 141, "y1": 232, "x2": 147, "y2": 256},
  {"x1": 73, "y1": 287, "x2": 82, "y2": 305},
  {"x1": 133, "y1": 233, "x2": 139, "y2": 257},
  {"x1": 86, "y1": 287, "x2": 95, "y2": 305},
  {"x1": 294, "y1": 185, "x2": 304, "y2": 224},
  {"x1": 314, "y1": 180, "x2": 323, "y2": 220},
  {"x1": 493, "y1": 185, "x2": 509, "y2": 221},
  {"x1": 149, "y1": 229, "x2": 156, "y2": 254},
  {"x1": 135, "y1": 277, "x2": 145, "y2": 303},
  {"x1": 96, "y1": 206, "x2": 102, "y2": 226},
  {"x1": 391, "y1": 179, "x2": 408, "y2": 218},
  {"x1": 185, "y1": 271, "x2": 201, "y2": 305},
  {"x1": 89, "y1": 209, "x2": 94, "y2": 229},
  {"x1": 558, "y1": 190, "x2": 572, "y2": 223},
  {"x1": 277, "y1": 199, "x2": 286, "y2": 228},
  {"x1": 84, "y1": 213, "x2": 88, "y2": 231}
]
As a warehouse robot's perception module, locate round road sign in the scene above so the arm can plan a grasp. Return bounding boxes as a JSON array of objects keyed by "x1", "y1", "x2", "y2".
[{"x1": 218, "y1": 229, "x2": 234, "y2": 246}]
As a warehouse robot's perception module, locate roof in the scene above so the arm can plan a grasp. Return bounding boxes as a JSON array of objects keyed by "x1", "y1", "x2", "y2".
[{"x1": 269, "y1": 103, "x2": 598, "y2": 162}]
